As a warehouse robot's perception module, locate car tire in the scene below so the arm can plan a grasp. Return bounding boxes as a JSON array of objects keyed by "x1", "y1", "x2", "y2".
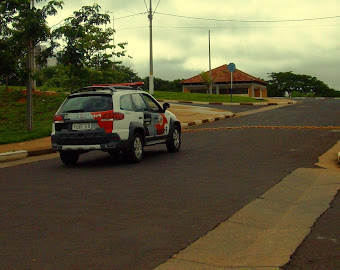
[
  {"x1": 108, "y1": 149, "x2": 120, "y2": 160},
  {"x1": 127, "y1": 133, "x2": 144, "y2": 163},
  {"x1": 166, "y1": 124, "x2": 181, "y2": 153},
  {"x1": 60, "y1": 150, "x2": 79, "y2": 166}
]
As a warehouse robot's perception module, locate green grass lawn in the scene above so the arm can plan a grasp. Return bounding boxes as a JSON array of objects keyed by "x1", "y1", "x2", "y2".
[
  {"x1": 0, "y1": 86, "x2": 266, "y2": 144},
  {"x1": 0, "y1": 87, "x2": 67, "y2": 144}
]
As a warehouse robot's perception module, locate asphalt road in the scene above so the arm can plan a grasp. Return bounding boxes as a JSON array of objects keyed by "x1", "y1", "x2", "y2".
[{"x1": 0, "y1": 99, "x2": 339, "y2": 270}]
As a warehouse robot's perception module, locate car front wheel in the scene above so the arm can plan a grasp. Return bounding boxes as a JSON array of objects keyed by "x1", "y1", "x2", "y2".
[
  {"x1": 60, "y1": 150, "x2": 79, "y2": 166},
  {"x1": 166, "y1": 125, "x2": 181, "y2": 153}
]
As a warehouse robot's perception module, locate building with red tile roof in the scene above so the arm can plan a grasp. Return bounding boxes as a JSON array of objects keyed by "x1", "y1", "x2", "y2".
[{"x1": 180, "y1": 64, "x2": 268, "y2": 98}]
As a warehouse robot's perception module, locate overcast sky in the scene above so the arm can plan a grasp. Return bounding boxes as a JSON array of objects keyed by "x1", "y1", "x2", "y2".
[{"x1": 41, "y1": 0, "x2": 340, "y2": 90}]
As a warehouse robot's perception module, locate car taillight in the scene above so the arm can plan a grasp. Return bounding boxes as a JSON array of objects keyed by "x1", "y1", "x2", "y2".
[
  {"x1": 53, "y1": 115, "x2": 64, "y2": 122},
  {"x1": 101, "y1": 111, "x2": 114, "y2": 121},
  {"x1": 113, "y1": 112, "x2": 124, "y2": 121}
]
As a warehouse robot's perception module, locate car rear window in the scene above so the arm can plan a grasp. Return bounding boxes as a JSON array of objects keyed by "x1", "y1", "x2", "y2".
[{"x1": 58, "y1": 95, "x2": 113, "y2": 113}]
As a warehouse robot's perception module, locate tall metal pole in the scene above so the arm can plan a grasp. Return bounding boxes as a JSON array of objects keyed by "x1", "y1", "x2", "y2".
[
  {"x1": 27, "y1": 0, "x2": 35, "y2": 131},
  {"x1": 230, "y1": 71, "x2": 233, "y2": 103},
  {"x1": 148, "y1": 0, "x2": 154, "y2": 95},
  {"x1": 112, "y1": 15, "x2": 115, "y2": 65},
  {"x1": 208, "y1": 30, "x2": 212, "y2": 94}
]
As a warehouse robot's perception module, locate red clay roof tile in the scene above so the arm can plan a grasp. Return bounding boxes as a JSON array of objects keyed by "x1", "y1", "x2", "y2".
[{"x1": 180, "y1": 64, "x2": 268, "y2": 85}]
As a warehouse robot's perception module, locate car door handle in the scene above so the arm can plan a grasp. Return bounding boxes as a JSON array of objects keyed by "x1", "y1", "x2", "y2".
[{"x1": 139, "y1": 117, "x2": 143, "y2": 119}]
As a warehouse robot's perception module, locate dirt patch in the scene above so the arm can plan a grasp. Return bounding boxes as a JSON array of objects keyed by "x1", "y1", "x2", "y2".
[
  {"x1": 17, "y1": 98, "x2": 26, "y2": 103},
  {"x1": 14, "y1": 89, "x2": 57, "y2": 103},
  {"x1": 21, "y1": 90, "x2": 58, "y2": 96}
]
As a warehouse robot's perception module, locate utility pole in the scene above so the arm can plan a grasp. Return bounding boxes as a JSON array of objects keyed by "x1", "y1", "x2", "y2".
[
  {"x1": 105, "y1": 11, "x2": 115, "y2": 69},
  {"x1": 27, "y1": 0, "x2": 35, "y2": 131},
  {"x1": 208, "y1": 30, "x2": 212, "y2": 94},
  {"x1": 148, "y1": 0, "x2": 154, "y2": 95},
  {"x1": 112, "y1": 14, "x2": 116, "y2": 66}
]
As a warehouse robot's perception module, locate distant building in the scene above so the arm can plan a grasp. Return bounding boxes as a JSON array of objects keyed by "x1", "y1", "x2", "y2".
[{"x1": 180, "y1": 64, "x2": 268, "y2": 98}]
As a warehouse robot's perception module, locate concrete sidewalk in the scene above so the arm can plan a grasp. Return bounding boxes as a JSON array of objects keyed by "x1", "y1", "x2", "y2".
[{"x1": 0, "y1": 103, "x2": 234, "y2": 162}]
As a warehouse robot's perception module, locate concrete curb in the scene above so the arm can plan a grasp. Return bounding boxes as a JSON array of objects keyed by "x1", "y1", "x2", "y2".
[
  {"x1": 158, "y1": 99, "x2": 297, "y2": 106},
  {"x1": 27, "y1": 148, "x2": 57, "y2": 157},
  {"x1": 180, "y1": 113, "x2": 235, "y2": 128},
  {"x1": 0, "y1": 148, "x2": 57, "y2": 163},
  {"x1": 0, "y1": 150, "x2": 28, "y2": 163}
]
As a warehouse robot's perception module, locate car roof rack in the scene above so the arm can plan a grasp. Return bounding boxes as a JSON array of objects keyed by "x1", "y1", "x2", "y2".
[
  {"x1": 71, "y1": 82, "x2": 145, "y2": 94},
  {"x1": 71, "y1": 86, "x2": 117, "y2": 94},
  {"x1": 93, "y1": 82, "x2": 144, "y2": 90}
]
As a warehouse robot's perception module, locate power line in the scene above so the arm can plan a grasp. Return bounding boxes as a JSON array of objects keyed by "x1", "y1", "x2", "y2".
[
  {"x1": 155, "y1": 12, "x2": 340, "y2": 23},
  {"x1": 143, "y1": 0, "x2": 148, "y2": 13},
  {"x1": 116, "y1": 26, "x2": 148, "y2": 30},
  {"x1": 152, "y1": 23, "x2": 340, "y2": 29},
  {"x1": 153, "y1": 0, "x2": 161, "y2": 15},
  {"x1": 115, "y1": 12, "x2": 147, "y2": 20},
  {"x1": 50, "y1": 12, "x2": 146, "y2": 29}
]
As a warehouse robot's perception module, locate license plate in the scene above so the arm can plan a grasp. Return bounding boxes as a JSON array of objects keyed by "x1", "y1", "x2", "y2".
[{"x1": 72, "y1": 123, "x2": 92, "y2": 130}]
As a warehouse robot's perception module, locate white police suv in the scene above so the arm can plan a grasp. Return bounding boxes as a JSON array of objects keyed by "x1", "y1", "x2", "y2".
[{"x1": 51, "y1": 83, "x2": 181, "y2": 165}]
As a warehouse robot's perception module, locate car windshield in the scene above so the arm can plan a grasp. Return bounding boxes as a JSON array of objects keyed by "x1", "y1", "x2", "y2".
[{"x1": 58, "y1": 95, "x2": 113, "y2": 113}]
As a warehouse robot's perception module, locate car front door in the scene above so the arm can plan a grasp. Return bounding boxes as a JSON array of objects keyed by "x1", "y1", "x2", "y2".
[
  {"x1": 141, "y1": 93, "x2": 169, "y2": 138},
  {"x1": 131, "y1": 93, "x2": 155, "y2": 140}
]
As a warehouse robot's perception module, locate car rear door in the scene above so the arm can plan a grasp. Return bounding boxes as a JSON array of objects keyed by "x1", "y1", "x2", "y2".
[{"x1": 113, "y1": 93, "x2": 138, "y2": 140}]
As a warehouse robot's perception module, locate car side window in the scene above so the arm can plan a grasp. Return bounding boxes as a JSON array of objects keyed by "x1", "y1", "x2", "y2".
[
  {"x1": 142, "y1": 94, "x2": 162, "y2": 112},
  {"x1": 131, "y1": 94, "x2": 148, "y2": 111},
  {"x1": 120, "y1": 94, "x2": 134, "y2": 111}
]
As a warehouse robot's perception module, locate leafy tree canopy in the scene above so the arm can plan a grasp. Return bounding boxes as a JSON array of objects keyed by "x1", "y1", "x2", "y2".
[
  {"x1": 142, "y1": 77, "x2": 183, "y2": 92},
  {"x1": 0, "y1": 0, "x2": 63, "y2": 88},
  {"x1": 200, "y1": 71, "x2": 214, "y2": 94},
  {"x1": 53, "y1": 3, "x2": 127, "y2": 69},
  {"x1": 36, "y1": 64, "x2": 141, "y2": 91},
  {"x1": 267, "y1": 71, "x2": 339, "y2": 97}
]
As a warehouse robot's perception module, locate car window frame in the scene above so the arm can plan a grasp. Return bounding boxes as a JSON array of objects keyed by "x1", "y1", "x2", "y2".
[
  {"x1": 131, "y1": 93, "x2": 149, "y2": 112},
  {"x1": 140, "y1": 93, "x2": 163, "y2": 113},
  {"x1": 119, "y1": 94, "x2": 135, "y2": 111}
]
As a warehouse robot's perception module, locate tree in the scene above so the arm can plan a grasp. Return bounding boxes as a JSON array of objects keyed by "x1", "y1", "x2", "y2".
[
  {"x1": 53, "y1": 4, "x2": 126, "y2": 69},
  {"x1": 200, "y1": 71, "x2": 214, "y2": 94},
  {"x1": 36, "y1": 64, "x2": 141, "y2": 91},
  {"x1": 142, "y1": 77, "x2": 183, "y2": 92},
  {"x1": 1, "y1": 0, "x2": 63, "y2": 130},
  {"x1": 0, "y1": 0, "x2": 63, "y2": 87},
  {"x1": 267, "y1": 71, "x2": 338, "y2": 97}
]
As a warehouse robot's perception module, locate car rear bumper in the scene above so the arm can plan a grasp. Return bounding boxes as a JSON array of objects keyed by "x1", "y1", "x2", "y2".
[{"x1": 51, "y1": 131, "x2": 126, "y2": 152}]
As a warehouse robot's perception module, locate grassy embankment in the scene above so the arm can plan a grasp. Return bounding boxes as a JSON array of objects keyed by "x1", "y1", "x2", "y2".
[{"x1": 0, "y1": 86, "x2": 264, "y2": 144}]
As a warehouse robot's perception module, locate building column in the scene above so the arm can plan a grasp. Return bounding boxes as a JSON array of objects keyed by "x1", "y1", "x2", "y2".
[
  {"x1": 216, "y1": 85, "x2": 220, "y2": 95},
  {"x1": 252, "y1": 83, "x2": 255, "y2": 97}
]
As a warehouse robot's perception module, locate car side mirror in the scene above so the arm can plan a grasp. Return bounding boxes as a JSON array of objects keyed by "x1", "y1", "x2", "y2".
[{"x1": 162, "y1": 102, "x2": 170, "y2": 111}]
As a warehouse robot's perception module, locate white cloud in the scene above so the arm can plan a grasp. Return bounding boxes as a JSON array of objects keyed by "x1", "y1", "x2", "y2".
[{"x1": 41, "y1": 0, "x2": 340, "y2": 90}]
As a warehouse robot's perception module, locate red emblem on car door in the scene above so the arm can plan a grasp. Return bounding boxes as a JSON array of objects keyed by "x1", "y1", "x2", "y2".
[{"x1": 155, "y1": 114, "x2": 168, "y2": 135}]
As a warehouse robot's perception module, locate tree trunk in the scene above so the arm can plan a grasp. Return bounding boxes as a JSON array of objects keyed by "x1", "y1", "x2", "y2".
[{"x1": 5, "y1": 74, "x2": 9, "y2": 91}]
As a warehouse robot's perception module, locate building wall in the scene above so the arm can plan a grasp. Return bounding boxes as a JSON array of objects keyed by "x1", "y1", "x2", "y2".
[{"x1": 183, "y1": 84, "x2": 267, "y2": 97}]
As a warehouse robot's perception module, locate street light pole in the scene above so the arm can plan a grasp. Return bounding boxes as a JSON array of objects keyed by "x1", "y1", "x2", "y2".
[
  {"x1": 27, "y1": 0, "x2": 35, "y2": 131},
  {"x1": 112, "y1": 14, "x2": 115, "y2": 65},
  {"x1": 148, "y1": 0, "x2": 154, "y2": 95},
  {"x1": 208, "y1": 30, "x2": 212, "y2": 94}
]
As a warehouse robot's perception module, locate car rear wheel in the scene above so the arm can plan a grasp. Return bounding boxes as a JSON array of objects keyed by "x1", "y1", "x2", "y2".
[
  {"x1": 108, "y1": 149, "x2": 120, "y2": 160},
  {"x1": 60, "y1": 150, "x2": 79, "y2": 166},
  {"x1": 127, "y1": 133, "x2": 143, "y2": 163},
  {"x1": 166, "y1": 125, "x2": 181, "y2": 153}
]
